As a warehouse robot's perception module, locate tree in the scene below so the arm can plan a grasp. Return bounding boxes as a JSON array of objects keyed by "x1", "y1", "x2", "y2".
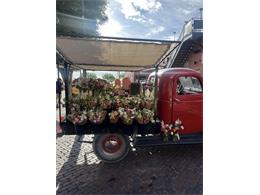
[
  {"x1": 102, "y1": 73, "x2": 115, "y2": 82},
  {"x1": 56, "y1": 0, "x2": 108, "y2": 36},
  {"x1": 87, "y1": 72, "x2": 97, "y2": 79},
  {"x1": 118, "y1": 71, "x2": 125, "y2": 79}
]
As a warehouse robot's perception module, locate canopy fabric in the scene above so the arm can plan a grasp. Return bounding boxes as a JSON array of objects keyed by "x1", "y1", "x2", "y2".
[{"x1": 56, "y1": 36, "x2": 175, "y2": 71}]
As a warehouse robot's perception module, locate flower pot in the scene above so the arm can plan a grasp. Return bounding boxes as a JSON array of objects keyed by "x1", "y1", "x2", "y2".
[
  {"x1": 122, "y1": 118, "x2": 133, "y2": 125},
  {"x1": 110, "y1": 117, "x2": 119, "y2": 124},
  {"x1": 75, "y1": 119, "x2": 88, "y2": 126},
  {"x1": 136, "y1": 118, "x2": 144, "y2": 124},
  {"x1": 144, "y1": 101, "x2": 152, "y2": 109}
]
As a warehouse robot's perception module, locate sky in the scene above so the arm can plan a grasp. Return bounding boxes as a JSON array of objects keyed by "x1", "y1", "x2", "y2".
[
  {"x1": 73, "y1": 0, "x2": 203, "y2": 79},
  {"x1": 98, "y1": 0, "x2": 202, "y2": 40}
]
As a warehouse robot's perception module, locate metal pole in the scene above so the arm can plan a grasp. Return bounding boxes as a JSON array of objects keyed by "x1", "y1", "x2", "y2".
[
  {"x1": 199, "y1": 8, "x2": 203, "y2": 19},
  {"x1": 83, "y1": 70, "x2": 87, "y2": 77},
  {"x1": 57, "y1": 65, "x2": 62, "y2": 124},
  {"x1": 81, "y1": 0, "x2": 85, "y2": 18},
  {"x1": 64, "y1": 62, "x2": 70, "y2": 120},
  {"x1": 81, "y1": 0, "x2": 86, "y2": 34},
  {"x1": 153, "y1": 65, "x2": 159, "y2": 116}
]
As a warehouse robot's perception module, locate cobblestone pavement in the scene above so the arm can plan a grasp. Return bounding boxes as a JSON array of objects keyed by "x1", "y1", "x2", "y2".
[{"x1": 56, "y1": 135, "x2": 203, "y2": 195}]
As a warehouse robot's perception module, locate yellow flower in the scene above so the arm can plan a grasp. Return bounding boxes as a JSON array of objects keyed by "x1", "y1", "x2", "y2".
[{"x1": 72, "y1": 87, "x2": 80, "y2": 95}]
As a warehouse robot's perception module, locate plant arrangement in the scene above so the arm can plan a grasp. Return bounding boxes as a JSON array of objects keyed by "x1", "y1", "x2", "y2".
[
  {"x1": 142, "y1": 82, "x2": 154, "y2": 92},
  {"x1": 99, "y1": 94, "x2": 112, "y2": 109},
  {"x1": 67, "y1": 111, "x2": 88, "y2": 125},
  {"x1": 142, "y1": 82, "x2": 154, "y2": 97},
  {"x1": 108, "y1": 110, "x2": 120, "y2": 124},
  {"x1": 118, "y1": 107, "x2": 136, "y2": 125},
  {"x1": 135, "y1": 108, "x2": 155, "y2": 125},
  {"x1": 140, "y1": 97, "x2": 153, "y2": 109},
  {"x1": 72, "y1": 78, "x2": 111, "y2": 94},
  {"x1": 85, "y1": 95, "x2": 97, "y2": 109},
  {"x1": 67, "y1": 77, "x2": 156, "y2": 126},
  {"x1": 88, "y1": 109, "x2": 107, "y2": 124},
  {"x1": 160, "y1": 119, "x2": 184, "y2": 142},
  {"x1": 112, "y1": 96, "x2": 123, "y2": 109}
]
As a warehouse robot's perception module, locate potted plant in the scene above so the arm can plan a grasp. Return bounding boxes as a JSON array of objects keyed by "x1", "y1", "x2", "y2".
[
  {"x1": 108, "y1": 110, "x2": 120, "y2": 124},
  {"x1": 88, "y1": 109, "x2": 107, "y2": 124}
]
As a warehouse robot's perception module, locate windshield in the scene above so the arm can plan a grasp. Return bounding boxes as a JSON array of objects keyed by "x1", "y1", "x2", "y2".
[{"x1": 177, "y1": 76, "x2": 202, "y2": 95}]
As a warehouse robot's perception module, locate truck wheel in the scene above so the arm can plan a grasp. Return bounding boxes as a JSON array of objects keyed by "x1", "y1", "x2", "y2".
[{"x1": 93, "y1": 133, "x2": 130, "y2": 163}]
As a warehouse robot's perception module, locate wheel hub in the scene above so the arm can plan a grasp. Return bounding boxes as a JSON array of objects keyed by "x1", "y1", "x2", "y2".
[{"x1": 102, "y1": 135, "x2": 122, "y2": 153}]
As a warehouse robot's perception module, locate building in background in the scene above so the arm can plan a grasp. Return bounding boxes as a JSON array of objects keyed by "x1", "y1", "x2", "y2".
[
  {"x1": 166, "y1": 18, "x2": 203, "y2": 74},
  {"x1": 125, "y1": 17, "x2": 203, "y2": 83}
]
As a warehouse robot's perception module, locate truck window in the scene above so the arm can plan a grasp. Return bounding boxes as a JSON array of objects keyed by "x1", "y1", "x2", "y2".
[{"x1": 176, "y1": 76, "x2": 202, "y2": 95}]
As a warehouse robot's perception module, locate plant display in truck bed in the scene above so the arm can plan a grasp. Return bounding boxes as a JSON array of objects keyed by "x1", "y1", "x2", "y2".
[{"x1": 67, "y1": 77, "x2": 156, "y2": 125}]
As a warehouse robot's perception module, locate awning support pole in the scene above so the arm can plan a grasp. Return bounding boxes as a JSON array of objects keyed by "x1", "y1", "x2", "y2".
[
  {"x1": 64, "y1": 62, "x2": 70, "y2": 120},
  {"x1": 153, "y1": 64, "x2": 159, "y2": 116},
  {"x1": 83, "y1": 70, "x2": 87, "y2": 77},
  {"x1": 57, "y1": 65, "x2": 62, "y2": 124}
]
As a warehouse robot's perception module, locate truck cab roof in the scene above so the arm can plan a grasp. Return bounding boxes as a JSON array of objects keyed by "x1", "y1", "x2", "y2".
[{"x1": 148, "y1": 68, "x2": 202, "y2": 82}]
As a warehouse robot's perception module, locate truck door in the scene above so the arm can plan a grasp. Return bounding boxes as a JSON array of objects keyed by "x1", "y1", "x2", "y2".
[{"x1": 172, "y1": 75, "x2": 203, "y2": 134}]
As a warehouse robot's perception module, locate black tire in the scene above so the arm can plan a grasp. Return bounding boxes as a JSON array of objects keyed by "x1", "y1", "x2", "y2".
[{"x1": 93, "y1": 133, "x2": 130, "y2": 163}]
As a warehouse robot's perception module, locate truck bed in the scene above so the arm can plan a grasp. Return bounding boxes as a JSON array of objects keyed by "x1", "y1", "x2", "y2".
[{"x1": 60, "y1": 117, "x2": 161, "y2": 136}]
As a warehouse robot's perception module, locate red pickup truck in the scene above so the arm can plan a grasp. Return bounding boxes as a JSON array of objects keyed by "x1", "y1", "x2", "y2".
[
  {"x1": 150, "y1": 67, "x2": 203, "y2": 134},
  {"x1": 60, "y1": 68, "x2": 203, "y2": 163}
]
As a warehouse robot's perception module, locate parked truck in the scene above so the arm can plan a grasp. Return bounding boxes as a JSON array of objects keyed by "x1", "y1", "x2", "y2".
[{"x1": 60, "y1": 67, "x2": 202, "y2": 163}]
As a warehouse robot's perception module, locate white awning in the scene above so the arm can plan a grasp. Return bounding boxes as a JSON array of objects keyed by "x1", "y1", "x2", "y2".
[{"x1": 57, "y1": 36, "x2": 177, "y2": 71}]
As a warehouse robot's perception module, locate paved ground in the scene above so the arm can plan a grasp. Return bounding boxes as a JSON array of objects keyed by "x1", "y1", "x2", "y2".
[{"x1": 56, "y1": 135, "x2": 202, "y2": 195}]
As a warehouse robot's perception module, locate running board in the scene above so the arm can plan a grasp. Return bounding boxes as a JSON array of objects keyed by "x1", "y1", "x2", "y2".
[{"x1": 133, "y1": 133, "x2": 203, "y2": 147}]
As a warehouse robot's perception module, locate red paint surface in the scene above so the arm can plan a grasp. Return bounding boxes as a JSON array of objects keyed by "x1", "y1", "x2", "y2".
[{"x1": 157, "y1": 68, "x2": 203, "y2": 134}]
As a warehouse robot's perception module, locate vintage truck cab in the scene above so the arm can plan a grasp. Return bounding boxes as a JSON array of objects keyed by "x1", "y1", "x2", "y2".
[{"x1": 155, "y1": 68, "x2": 203, "y2": 134}]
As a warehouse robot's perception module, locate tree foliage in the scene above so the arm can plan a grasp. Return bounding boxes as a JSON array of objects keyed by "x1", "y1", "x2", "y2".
[
  {"x1": 56, "y1": 0, "x2": 108, "y2": 36},
  {"x1": 102, "y1": 73, "x2": 116, "y2": 82},
  {"x1": 118, "y1": 72, "x2": 125, "y2": 79},
  {"x1": 87, "y1": 72, "x2": 97, "y2": 79}
]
